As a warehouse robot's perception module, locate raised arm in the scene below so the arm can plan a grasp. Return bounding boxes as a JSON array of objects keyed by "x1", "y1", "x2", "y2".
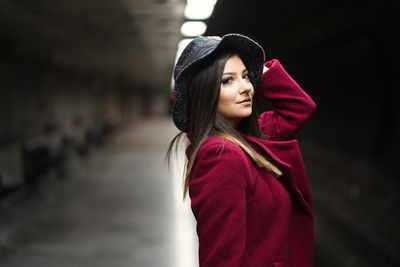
[
  {"x1": 189, "y1": 141, "x2": 248, "y2": 266},
  {"x1": 257, "y1": 59, "x2": 316, "y2": 141}
]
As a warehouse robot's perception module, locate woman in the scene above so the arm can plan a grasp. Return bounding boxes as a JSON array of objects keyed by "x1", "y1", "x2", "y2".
[{"x1": 168, "y1": 34, "x2": 317, "y2": 267}]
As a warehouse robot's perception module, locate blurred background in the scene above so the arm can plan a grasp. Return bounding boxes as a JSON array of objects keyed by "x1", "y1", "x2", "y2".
[{"x1": 0, "y1": 0, "x2": 399, "y2": 266}]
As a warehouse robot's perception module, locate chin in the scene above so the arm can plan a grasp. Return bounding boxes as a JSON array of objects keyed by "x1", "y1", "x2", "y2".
[{"x1": 242, "y1": 109, "x2": 252, "y2": 118}]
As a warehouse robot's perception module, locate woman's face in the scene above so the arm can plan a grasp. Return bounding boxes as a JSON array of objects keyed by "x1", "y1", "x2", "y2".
[{"x1": 218, "y1": 55, "x2": 254, "y2": 128}]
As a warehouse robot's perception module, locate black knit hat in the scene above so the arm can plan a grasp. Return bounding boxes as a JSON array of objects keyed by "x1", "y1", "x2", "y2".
[{"x1": 172, "y1": 33, "x2": 265, "y2": 132}]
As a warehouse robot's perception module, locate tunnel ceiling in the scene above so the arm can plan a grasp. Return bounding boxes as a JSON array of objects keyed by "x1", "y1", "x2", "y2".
[
  {"x1": 0, "y1": 0, "x2": 185, "y2": 87},
  {"x1": 1, "y1": 0, "x2": 397, "y2": 90}
]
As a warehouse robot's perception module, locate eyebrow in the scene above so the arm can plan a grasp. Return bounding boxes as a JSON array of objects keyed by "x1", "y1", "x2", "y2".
[{"x1": 222, "y1": 69, "x2": 248, "y2": 76}]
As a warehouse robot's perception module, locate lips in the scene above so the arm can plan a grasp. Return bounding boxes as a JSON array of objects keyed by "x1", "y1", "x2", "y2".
[{"x1": 238, "y1": 98, "x2": 251, "y2": 104}]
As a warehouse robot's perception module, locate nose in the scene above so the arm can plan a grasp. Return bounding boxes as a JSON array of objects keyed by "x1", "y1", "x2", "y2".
[{"x1": 239, "y1": 78, "x2": 252, "y2": 94}]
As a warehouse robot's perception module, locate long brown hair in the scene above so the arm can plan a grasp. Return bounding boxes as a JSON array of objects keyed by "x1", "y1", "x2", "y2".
[{"x1": 167, "y1": 51, "x2": 282, "y2": 198}]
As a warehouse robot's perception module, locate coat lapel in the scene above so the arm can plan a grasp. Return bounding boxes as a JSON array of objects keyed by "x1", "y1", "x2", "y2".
[{"x1": 241, "y1": 134, "x2": 313, "y2": 216}]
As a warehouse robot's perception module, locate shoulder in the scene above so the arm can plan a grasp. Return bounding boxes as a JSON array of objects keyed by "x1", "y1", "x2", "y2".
[
  {"x1": 191, "y1": 136, "x2": 250, "y2": 189},
  {"x1": 197, "y1": 136, "x2": 247, "y2": 161},
  {"x1": 191, "y1": 136, "x2": 252, "y2": 171}
]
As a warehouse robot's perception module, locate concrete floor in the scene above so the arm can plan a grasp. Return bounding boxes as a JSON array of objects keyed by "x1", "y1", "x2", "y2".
[{"x1": 0, "y1": 118, "x2": 198, "y2": 267}]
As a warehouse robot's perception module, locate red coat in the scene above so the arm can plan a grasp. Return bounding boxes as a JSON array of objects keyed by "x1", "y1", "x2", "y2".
[{"x1": 189, "y1": 59, "x2": 317, "y2": 267}]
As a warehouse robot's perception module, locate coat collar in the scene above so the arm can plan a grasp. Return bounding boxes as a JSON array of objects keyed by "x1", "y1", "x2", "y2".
[
  {"x1": 240, "y1": 133, "x2": 293, "y2": 168},
  {"x1": 239, "y1": 133, "x2": 313, "y2": 216}
]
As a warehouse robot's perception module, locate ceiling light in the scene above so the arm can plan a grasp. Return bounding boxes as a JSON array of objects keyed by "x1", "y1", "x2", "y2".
[
  {"x1": 184, "y1": 0, "x2": 217, "y2": 20},
  {"x1": 180, "y1": 21, "x2": 207, "y2": 37}
]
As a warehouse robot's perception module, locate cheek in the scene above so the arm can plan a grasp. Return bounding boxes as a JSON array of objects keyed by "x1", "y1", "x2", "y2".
[{"x1": 218, "y1": 88, "x2": 235, "y2": 109}]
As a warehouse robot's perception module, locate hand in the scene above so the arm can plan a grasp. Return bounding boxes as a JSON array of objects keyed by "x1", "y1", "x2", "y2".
[{"x1": 199, "y1": 35, "x2": 221, "y2": 42}]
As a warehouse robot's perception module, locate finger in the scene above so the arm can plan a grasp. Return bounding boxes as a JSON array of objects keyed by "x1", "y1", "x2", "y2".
[{"x1": 206, "y1": 36, "x2": 222, "y2": 41}]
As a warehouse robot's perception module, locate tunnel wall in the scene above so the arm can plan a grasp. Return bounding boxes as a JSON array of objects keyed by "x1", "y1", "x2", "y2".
[{"x1": 0, "y1": 54, "x2": 150, "y2": 189}]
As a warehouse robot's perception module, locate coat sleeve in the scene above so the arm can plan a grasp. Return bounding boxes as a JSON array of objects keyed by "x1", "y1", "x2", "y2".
[
  {"x1": 189, "y1": 142, "x2": 249, "y2": 267},
  {"x1": 257, "y1": 59, "x2": 317, "y2": 141}
]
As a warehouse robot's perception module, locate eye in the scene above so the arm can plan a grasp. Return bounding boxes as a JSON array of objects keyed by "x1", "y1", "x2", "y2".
[
  {"x1": 221, "y1": 77, "x2": 232, "y2": 85},
  {"x1": 243, "y1": 73, "x2": 250, "y2": 80}
]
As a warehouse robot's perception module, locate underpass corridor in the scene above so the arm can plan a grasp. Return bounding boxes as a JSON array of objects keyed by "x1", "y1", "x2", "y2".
[{"x1": 0, "y1": 118, "x2": 198, "y2": 267}]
